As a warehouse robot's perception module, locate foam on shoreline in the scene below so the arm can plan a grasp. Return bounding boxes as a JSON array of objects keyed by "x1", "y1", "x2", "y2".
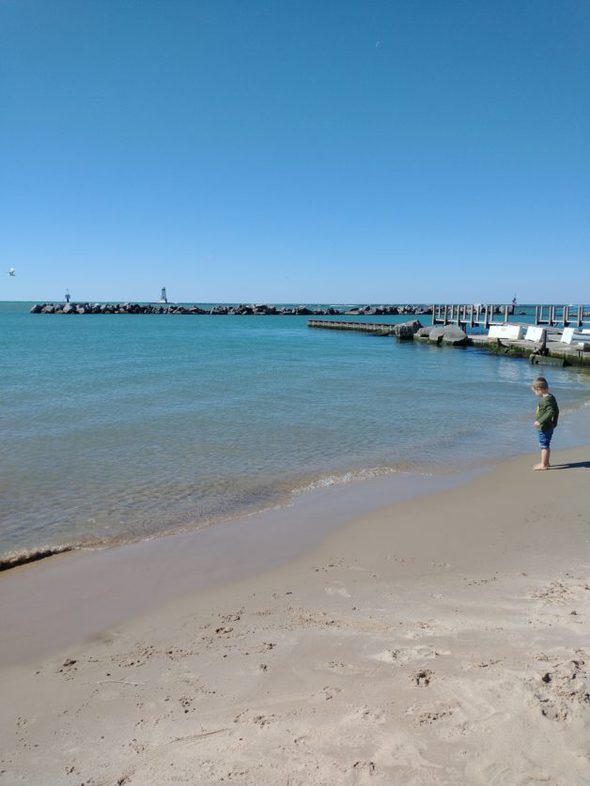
[{"x1": 0, "y1": 544, "x2": 78, "y2": 572}]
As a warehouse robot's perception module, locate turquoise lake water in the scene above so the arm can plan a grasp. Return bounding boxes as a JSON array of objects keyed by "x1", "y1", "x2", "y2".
[{"x1": 1, "y1": 302, "x2": 589, "y2": 564}]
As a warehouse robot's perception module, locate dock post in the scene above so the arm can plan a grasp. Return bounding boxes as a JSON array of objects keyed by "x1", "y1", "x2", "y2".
[
  {"x1": 535, "y1": 305, "x2": 539, "y2": 325},
  {"x1": 578, "y1": 305, "x2": 583, "y2": 328},
  {"x1": 443, "y1": 305, "x2": 448, "y2": 325},
  {"x1": 504, "y1": 305, "x2": 509, "y2": 322},
  {"x1": 563, "y1": 305, "x2": 569, "y2": 326}
]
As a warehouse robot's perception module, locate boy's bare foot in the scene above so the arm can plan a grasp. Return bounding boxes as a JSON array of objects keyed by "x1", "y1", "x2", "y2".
[{"x1": 533, "y1": 463, "x2": 549, "y2": 471}]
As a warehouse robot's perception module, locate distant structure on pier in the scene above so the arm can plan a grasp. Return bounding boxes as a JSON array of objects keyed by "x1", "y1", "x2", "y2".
[{"x1": 159, "y1": 287, "x2": 168, "y2": 304}]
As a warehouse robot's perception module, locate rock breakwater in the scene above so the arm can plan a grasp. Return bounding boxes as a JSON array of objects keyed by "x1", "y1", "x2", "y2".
[{"x1": 30, "y1": 303, "x2": 434, "y2": 316}]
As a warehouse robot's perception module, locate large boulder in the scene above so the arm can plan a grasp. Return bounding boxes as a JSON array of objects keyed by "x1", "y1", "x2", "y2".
[
  {"x1": 429, "y1": 325, "x2": 468, "y2": 346},
  {"x1": 392, "y1": 319, "x2": 423, "y2": 339}
]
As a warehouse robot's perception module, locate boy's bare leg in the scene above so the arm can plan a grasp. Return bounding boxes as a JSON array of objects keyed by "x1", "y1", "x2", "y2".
[{"x1": 533, "y1": 448, "x2": 550, "y2": 470}]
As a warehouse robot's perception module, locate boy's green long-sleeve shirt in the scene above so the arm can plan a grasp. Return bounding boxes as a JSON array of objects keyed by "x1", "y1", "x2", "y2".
[{"x1": 536, "y1": 393, "x2": 559, "y2": 431}]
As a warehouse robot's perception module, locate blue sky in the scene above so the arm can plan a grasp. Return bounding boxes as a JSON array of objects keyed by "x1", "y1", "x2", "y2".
[{"x1": 1, "y1": 0, "x2": 589, "y2": 304}]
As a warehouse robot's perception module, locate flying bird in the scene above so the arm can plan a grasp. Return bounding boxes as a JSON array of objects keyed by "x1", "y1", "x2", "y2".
[{"x1": 6, "y1": 267, "x2": 16, "y2": 276}]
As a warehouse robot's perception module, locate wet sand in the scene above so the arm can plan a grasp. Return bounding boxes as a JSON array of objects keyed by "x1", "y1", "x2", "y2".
[
  {"x1": 1, "y1": 446, "x2": 589, "y2": 785},
  {"x1": 0, "y1": 469, "x2": 471, "y2": 667}
]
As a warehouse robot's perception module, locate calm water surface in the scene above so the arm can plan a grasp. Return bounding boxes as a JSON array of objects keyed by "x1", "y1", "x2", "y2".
[{"x1": 1, "y1": 302, "x2": 589, "y2": 562}]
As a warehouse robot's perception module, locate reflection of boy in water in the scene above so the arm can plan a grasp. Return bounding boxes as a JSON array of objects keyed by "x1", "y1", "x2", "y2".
[{"x1": 531, "y1": 376, "x2": 559, "y2": 471}]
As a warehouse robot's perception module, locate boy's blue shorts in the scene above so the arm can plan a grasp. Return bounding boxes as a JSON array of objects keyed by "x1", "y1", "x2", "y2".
[{"x1": 538, "y1": 428, "x2": 553, "y2": 449}]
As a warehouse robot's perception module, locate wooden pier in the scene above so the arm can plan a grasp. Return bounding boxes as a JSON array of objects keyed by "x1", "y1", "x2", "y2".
[
  {"x1": 534, "y1": 304, "x2": 589, "y2": 328},
  {"x1": 431, "y1": 303, "x2": 590, "y2": 330},
  {"x1": 431, "y1": 304, "x2": 511, "y2": 330}
]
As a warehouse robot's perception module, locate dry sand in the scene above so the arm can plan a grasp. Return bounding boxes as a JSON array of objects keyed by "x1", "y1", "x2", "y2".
[{"x1": 1, "y1": 446, "x2": 589, "y2": 785}]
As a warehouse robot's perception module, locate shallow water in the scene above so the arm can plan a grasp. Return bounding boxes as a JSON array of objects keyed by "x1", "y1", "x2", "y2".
[{"x1": 1, "y1": 302, "x2": 589, "y2": 562}]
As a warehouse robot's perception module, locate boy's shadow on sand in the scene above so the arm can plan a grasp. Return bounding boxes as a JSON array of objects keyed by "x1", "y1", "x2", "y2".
[{"x1": 551, "y1": 461, "x2": 590, "y2": 470}]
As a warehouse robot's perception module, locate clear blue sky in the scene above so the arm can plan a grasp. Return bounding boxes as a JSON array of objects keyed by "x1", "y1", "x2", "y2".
[{"x1": 1, "y1": 0, "x2": 589, "y2": 304}]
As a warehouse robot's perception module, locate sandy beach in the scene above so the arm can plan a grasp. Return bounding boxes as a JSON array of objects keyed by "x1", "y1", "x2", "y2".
[{"x1": 1, "y1": 445, "x2": 589, "y2": 786}]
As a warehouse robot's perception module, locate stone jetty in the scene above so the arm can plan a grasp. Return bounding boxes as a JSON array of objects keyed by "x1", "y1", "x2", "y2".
[
  {"x1": 30, "y1": 302, "x2": 434, "y2": 317},
  {"x1": 308, "y1": 319, "x2": 590, "y2": 368}
]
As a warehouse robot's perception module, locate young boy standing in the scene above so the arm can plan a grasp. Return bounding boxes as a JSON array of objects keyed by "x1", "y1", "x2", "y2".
[{"x1": 531, "y1": 376, "x2": 559, "y2": 470}]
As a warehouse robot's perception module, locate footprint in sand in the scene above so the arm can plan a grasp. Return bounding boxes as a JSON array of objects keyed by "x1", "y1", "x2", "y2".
[
  {"x1": 325, "y1": 585, "x2": 351, "y2": 598},
  {"x1": 352, "y1": 760, "x2": 376, "y2": 775},
  {"x1": 343, "y1": 705, "x2": 386, "y2": 724},
  {"x1": 533, "y1": 657, "x2": 590, "y2": 721},
  {"x1": 320, "y1": 686, "x2": 343, "y2": 701},
  {"x1": 530, "y1": 579, "x2": 580, "y2": 605},
  {"x1": 414, "y1": 669, "x2": 434, "y2": 687},
  {"x1": 418, "y1": 709, "x2": 453, "y2": 725},
  {"x1": 371, "y1": 646, "x2": 448, "y2": 665}
]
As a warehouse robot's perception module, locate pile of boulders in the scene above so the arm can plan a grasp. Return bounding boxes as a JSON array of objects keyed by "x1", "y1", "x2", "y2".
[
  {"x1": 414, "y1": 325, "x2": 469, "y2": 346},
  {"x1": 30, "y1": 303, "x2": 435, "y2": 317},
  {"x1": 30, "y1": 303, "x2": 207, "y2": 315}
]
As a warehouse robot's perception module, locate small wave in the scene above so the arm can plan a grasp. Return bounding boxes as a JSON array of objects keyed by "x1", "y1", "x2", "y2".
[
  {"x1": 292, "y1": 465, "x2": 420, "y2": 496},
  {"x1": 0, "y1": 544, "x2": 79, "y2": 572},
  {"x1": 555, "y1": 397, "x2": 590, "y2": 417}
]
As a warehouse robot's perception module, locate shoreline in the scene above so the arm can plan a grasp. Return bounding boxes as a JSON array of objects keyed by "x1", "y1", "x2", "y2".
[
  {"x1": 2, "y1": 400, "x2": 590, "y2": 657},
  {"x1": 3, "y1": 394, "x2": 590, "y2": 573},
  {"x1": 0, "y1": 464, "x2": 481, "y2": 667},
  {"x1": 0, "y1": 462, "x2": 467, "y2": 574},
  {"x1": 1, "y1": 444, "x2": 589, "y2": 784}
]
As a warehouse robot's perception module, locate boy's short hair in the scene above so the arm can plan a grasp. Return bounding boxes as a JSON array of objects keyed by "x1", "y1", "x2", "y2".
[{"x1": 532, "y1": 376, "x2": 549, "y2": 391}]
